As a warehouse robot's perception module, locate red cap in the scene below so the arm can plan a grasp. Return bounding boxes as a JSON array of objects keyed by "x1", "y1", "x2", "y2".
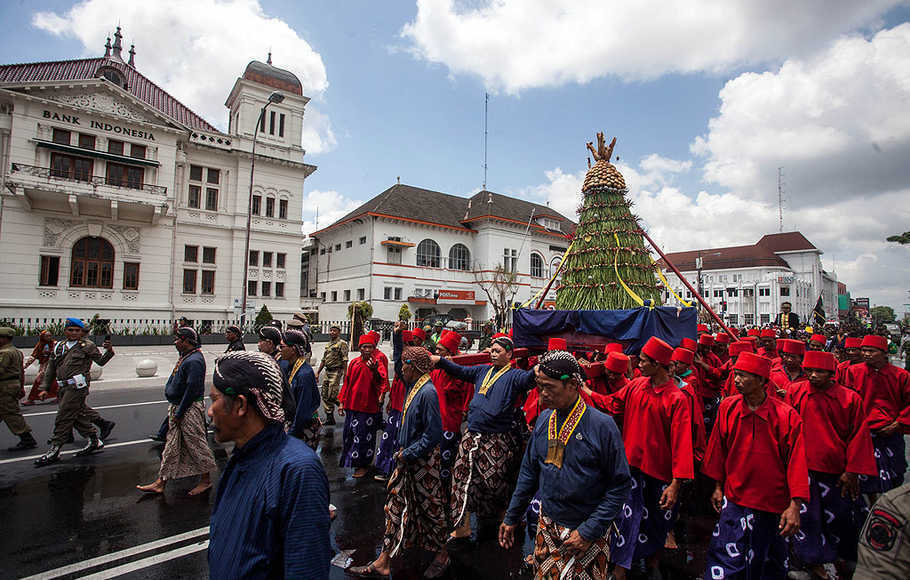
[
  {"x1": 760, "y1": 329, "x2": 776, "y2": 338},
  {"x1": 604, "y1": 342, "x2": 624, "y2": 354},
  {"x1": 733, "y1": 352, "x2": 772, "y2": 379},
  {"x1": 680, "y1": 337, "x2": 697, "y2": 351},
  {"x1": 412, "y1": 328, "x2": 426, "y2": 341},
  {"x1": 605, "y1": 352, "x2": 630, "y2": 374},
  {"x1": 401, "y1": 329, "x2": 414, "y2": 343},
  {"x1": 671, "y1": 347, "x2": 694, "y2": 365},
  {"x1": 438, "y1": 330, "x2": 462, "y2": 354},
  {"x1": 861, "y1": 335, "x2": 888, "y2": 352},
  {"x1": 729, "y1": 341, "x2": 754, "y2": 356},
  {"x1": 747, "y1": 328, "x2": 761, "y2": 337},
  {"x1": 547, "y1": 337, "x2": 568, "y2": 351},
  {"x1": 641, "y1": 336, "x2": 673, "y2": 366},
  {"x1": 697, "y1": 324, "x2": 709, "y2": 333},
  {"x1": 358, "y1": 333, "x2": 378, "y2": 347},
  {"x1": 780, "y1": 339, "x2": 806, "y2": 356},
  {"x1": 742, "y1": 336, "x2": 759, "y2": 343},
  {"x1": 803, "y1": 350, "x2": 836, "y2": 372},
  {"x1": 810, "y1": 334, "x2": 826, "y2": 344},
  {"x1": 844, "y1": 337, "x2": 862, "y2": 349},
  {"x1": 715, "y1": 333, "x2": 731, "y2": 344},
  {"x1": 698, "y1": 334, "x2": 715, "y2": 346}
]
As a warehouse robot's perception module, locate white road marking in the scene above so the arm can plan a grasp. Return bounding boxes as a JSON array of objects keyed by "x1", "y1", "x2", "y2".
[
  {"x1": 20, "y1": 527, "x2": 209, "y2": 580},
  {"x1": 0, "y1": 438, "x2": 152, "y2": 465},
  {"x1": 75, "y1": 541, "x2": 210, "y2": 580},
  {"x1": 23, "y1": 400, "x2": 170, "y2": 417}
]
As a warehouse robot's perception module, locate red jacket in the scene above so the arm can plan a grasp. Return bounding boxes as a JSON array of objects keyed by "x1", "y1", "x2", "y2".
[
  {"x1": 431, "y1": 368, "x2": 472, "y2": 432},
  {"x1": 338, "y1": 356, "x2": 388, "y2": 414},
  {"x1": 604, "y1": 376, "x2": 695, "y2": 482},
  {"x1": 845, "y1": 363, "x2": 910, "y2": 433},
  {"x1": 703, "y1": 394, "x2": 810, "y2": 513},
  {"x1": 679, "y1": 376, "x2": 707, "y2": 463},
  {"x1": 786, "y1": 381, "x2": 877, "y2": 476}
]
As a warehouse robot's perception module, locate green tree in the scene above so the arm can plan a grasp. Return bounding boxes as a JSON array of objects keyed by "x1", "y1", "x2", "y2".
[
  {"x1": 398, "y1": 304, "x2": 412, "y2": 321},
  {"x1": 348, "y1": 301, "x2": 373, "y2": 342},
  {"x1": 556, "y1": 133, "x2": 662, "y2": 310},
  {"x1": 870, "y1": 305, "x2": 896, "y2": 324},
  {"x1": 254, "y1": 304, "x2": 273, "y2": 330},
  {"x1": 886, "y1": 231, "x2": 910, "y2": 245}
]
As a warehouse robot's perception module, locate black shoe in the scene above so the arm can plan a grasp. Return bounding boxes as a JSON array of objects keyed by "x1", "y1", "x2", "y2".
[
  {"x1": 8, "y1": 432, "x2": 38, "y2": 452},
  {"x1": 324, "y1": 413, "x2": 336, "y2": 426},
  {"x1": 97, "y1": 420, "x2": 116, "y2": 441},
  {"x1": 74, "y1": 436, "x2": 104, "y2": 457},
  {"x1": 34, "y1": 444, "x2": 62, "y2": 466}
]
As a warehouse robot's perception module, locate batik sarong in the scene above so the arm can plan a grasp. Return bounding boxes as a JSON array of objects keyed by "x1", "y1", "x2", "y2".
[
  {"x1": 610, "y1": 468, "x2": 678, "y2": 570},
  {"x1": 705, "y1": 498, "x2": 788, "y2": 579},
  {"x1": 439, "y1": 429, "x2": 461, "y2": 482},
  {"x1": 374, "y1": 409, "x2": 402, "y2": 476},
  {"x1": 526, "y1": 491, "x2": 542, "y2": 541},
  {"x1": 159, "y1": 401, "x2": 216, "y2": 480},
  {"x1": 702, "y1": 396, "x2": 720, "y2": 437},
  {"x1": 859, "y1": 432, "x2": 907, "y2": 494},
  {"x1": 339, "y1": 410, "x2": 380, "y2": 469},
  {"x1": 297, "y1": 417, "x2": 322, "y2": 451},
  {"x1": 382, "y1": 446, "x2": 447, "y2": 556},
  {"x1": 450, "y1": 430, "x2": 520, "y2": 526},
  {"x1": 533, "y1": 512, "x2": 611, "y2": 580},
  {"x1": 791, "y1": 471, "x2": 863, "y2": 565}
]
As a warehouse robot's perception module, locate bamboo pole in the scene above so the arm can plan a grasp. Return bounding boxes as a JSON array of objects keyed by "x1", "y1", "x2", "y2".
[{"x1": 639, "y1": 230, "x2": 740, "y2": 341}]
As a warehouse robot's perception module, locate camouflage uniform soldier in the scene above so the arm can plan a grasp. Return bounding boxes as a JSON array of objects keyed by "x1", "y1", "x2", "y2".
[
  {"x1": 317, "y1": 325, "x2": 348, "y2": 425},
  {"x1": 855, "y1": 483, "x2": 910, "y2": 579},
  {"x1": 0, "y1": 327, "x2": 37, "y2": 451},
  {"x1": 35, "y1": 318, "x2": 115, "y2": 466}
]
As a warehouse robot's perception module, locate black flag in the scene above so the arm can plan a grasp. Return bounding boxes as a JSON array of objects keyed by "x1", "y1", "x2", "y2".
[{"x1": 812, "y1": 294, "x2": 826, "y2": 328}]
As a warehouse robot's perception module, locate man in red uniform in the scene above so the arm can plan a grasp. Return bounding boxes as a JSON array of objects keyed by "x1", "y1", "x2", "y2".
[
  {"x1": 703, "y1": 352, "x2": 809, "y2": 579},
  {"x1": 713, "y1": 333, "x2": 731, "y2": 364},
  {"x1": 771, "y1": 339, "x2": 807, "y2": 393},
  {"x1": 431, "y1": 329, "x2": 472, "y2": 484},
  {"x1": 846, "y1": 335, "x2": 910, "y2": 494},
  {"x1": 759, "y1": 328, "x2": 782, "y2": 366},
  {"x1": 787, "y1": 350, "x2": 877, "y2": 576},
  {"x1": 693, "y1": 335, "x2": 725, "y2": 436},
  {"x1": 834, "y1": 336, "x2": 863, "y2": 385},
  {"x1": 808, "y1": 333, "x2": 827, "y2": 352},
  {"x1": 338, "y1": 333, "x2": 389, "y2": 478},
  {"x1": 605, "y1": 337, "x2": 694, "y2": 580},
  {"x1": 581, "y1": 352, "x2": 630, "y2": 412},
  {"x1": 672, "y1": 347, "x2": 706, "y2": 464},
  {"x1": 720, "y1": 340, "x2": 755, "y2": 397}
]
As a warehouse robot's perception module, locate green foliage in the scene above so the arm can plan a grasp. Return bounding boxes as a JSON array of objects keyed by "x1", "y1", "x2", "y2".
[
  {"x1": 398, "y1": 304, "x2": 412, "y2": 321},
  {"x1": 88, "y1": 313, "x2": 110, "y2": 335},
  {"x1": 254, "y1": 305, "x2": 273, "y2": 330},
  {"x1": 886, "y1": 231, "x2": 910, "y2": 245},
  {"x1": 348, "y1": 301, "x2": 373, "y2": 321},
  {"x1": 871, "y1": 305, "x2": 896, "y2": 323}
]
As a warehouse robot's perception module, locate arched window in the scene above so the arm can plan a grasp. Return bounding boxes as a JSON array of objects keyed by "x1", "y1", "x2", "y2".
[
  {"x1": 449, "y1": 243, "x2": 471, "y2": 271},
  {"x1": 530, "y1": 253, "x2": 544, "y2": 278},
  {"x1": 71, "y1": 237, "x2": 115, "y2": 288},
  {"x1": 550, "y1": 256, "x2": 562, "y2": 278},
  {"x1": 416, "y1": 239, "x2": 441, "y2": 268}
]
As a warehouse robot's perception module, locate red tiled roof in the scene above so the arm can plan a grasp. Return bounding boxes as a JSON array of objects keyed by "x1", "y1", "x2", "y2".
[
  {"x1": 659, "y1": 244, "x2": 790, "y2": 271},
  {"x1": 0, "y1": 57, "x2": 217, "y2": 132},
  {"x1": 756, "y1": 232, "x2": 817, "y2": 253}
]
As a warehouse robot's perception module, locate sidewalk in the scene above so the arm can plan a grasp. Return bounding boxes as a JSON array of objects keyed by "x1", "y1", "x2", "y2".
[{"x1": 22, "y1": 341, "x2": 395, "y2": 392}]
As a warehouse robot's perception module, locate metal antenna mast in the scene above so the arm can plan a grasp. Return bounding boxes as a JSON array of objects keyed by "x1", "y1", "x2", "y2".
[
  {"x1": 483, "y1": 92, "x2": 489, "y2": 190},
  {"x1": 778, "y1": 167, "x2": 784, "y2": 232}
]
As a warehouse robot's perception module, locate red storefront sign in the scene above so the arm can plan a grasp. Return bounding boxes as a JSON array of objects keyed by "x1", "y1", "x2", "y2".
[{"x1": 437, "y1": 290, "x2": 475, "y2": 304}]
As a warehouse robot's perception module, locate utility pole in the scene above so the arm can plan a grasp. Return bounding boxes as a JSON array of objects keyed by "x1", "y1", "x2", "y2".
[
  {"x1": 778, "y1": 167, "x2": 784, "y2": 232},
  {"x1": 482, "y1": 92, "x2": 488, "y2": 190}
]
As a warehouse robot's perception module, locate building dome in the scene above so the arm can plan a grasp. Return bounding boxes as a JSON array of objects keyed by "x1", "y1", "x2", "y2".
[{"x1": 242, "y1": 60, "x2": 302, "y2": 96}]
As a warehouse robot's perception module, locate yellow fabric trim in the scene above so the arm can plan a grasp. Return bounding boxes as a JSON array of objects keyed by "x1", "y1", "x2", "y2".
[
  {"x1": 613, "y1": 233, "x2": 646, "y2": 308},
  {"x1": 652, "y1": 257, "x2": 692, "y2": 307}
]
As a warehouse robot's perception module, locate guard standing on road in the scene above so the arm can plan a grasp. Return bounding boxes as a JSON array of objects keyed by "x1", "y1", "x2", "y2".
[
  {"x1": 316, "y1": 325, "x2": 348, "y2": 425},
  {"x1": 224, "y1": 325, "x2": 245, "y2": 353},
  {"x1": 34, "y1": 317, "x2": 115, "y2": 466},
  {"x1": 0, "y1": 327, "x2": 37, "y2": 451}
]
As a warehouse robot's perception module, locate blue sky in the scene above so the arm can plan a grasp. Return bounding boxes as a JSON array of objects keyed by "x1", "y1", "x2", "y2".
[{"x1": 2, "y1": 1, "x2": 909, "y2": 312}]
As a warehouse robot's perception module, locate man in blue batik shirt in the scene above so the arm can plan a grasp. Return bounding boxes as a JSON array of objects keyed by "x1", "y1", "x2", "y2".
[
  {"x1": 500, "y1": 350, "x2": 631, "y2": 579},
  {"x1": 207, "y1": 351, "x2": 332, "y2": 579}
]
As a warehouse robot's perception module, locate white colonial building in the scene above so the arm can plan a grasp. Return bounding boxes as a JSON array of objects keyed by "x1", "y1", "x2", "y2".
[
  {"x1": 658, "y1": 232, "x2": 841, "y2": 327},
  {"x1": 305, "y1": 184, "x2": 575, "y2": 322},
  {"x1": 0, "y1": 29, "x2": 315, "y2": 332}
]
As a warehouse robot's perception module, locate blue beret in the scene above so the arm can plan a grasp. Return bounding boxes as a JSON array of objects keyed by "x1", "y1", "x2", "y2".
[{"x1": 65, "y1": 317, "x2": 85, "y2": 329}]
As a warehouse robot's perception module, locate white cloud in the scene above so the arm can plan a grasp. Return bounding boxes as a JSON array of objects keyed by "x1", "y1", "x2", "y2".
[
  {"x1": 401, "y1": 0, "x2": 901, "y2": 93},
  {"x1": 302, "y1": 189, "x2": 364, "y2": 234},
  {"x1": 32, "y1": 0, "x2": 335, "y2": 152}
]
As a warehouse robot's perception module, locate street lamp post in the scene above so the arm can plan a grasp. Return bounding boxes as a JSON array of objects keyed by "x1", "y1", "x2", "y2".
[{"x1": 240, "y1": 91, "x2": 285, "y2": 329}]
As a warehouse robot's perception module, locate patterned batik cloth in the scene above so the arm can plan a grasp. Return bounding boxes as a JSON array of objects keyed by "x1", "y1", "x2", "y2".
[
  {"x1": 791, "y1": 470, "x2": 864, "y2": 565},
  {"x1": 704, "y1": 498, "x2": 788, "y2": 580},
  {"x1": 159, "y1": 401, "x2": 216, "y2": 480},
  {"x1": 374, "y1": 409, "x2": 402, "y2": 476},
  {"x1": 450, "y1": 430, "x2": 522, "y2": 527},
  {"x1": 339, "y1": 410, "x2": 380, "y2": 469},
  {"x1": 297, "y1": 417, "x2": 323, "y2": 451},
  {"x1": 526, "y1": 491, "x2": 543, "y2": 542},
  {"x1": 858, "y1": 432, "x2": 907, "y2": 494},
  {"x1": 702, "y1": 396, "x2": 720, "y2": 437},
  {"x1": 382, "y1": 446, "x2": 448, "y2": 556},
  {"x1": 533, "y1": 512, "x2": 612, "y2": 580},
  {"x1": 610, "y1": 468, "x2": 678, "y2": 570},
  {"x1": 439, "y1": 429, "x2": 461, "y2": 482}
]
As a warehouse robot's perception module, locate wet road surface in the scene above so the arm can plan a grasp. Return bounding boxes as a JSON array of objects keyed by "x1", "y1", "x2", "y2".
[{"x1": 0, "y1": 386, "x2": 749, "y2": 579}]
